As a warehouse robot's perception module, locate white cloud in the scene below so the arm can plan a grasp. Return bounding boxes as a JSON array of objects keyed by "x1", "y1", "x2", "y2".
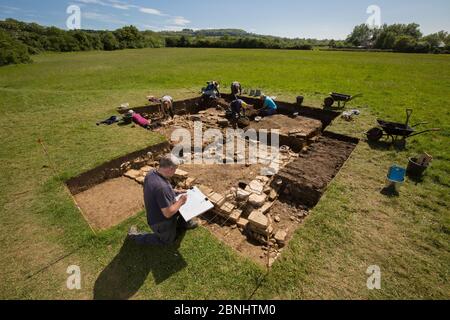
[
  {"x1": 111, "y1": 4, "x2": 130, "y2": 10},
  {"x1": 140, "y1": 24, "x2": 159, "y2": 31},
  {"x1": 108, "y1": 0, "x2": 134, "y2": 10},
  {"x1": 162, "y1": 25, "x2": 185, "y2": 32},
  {"x1": 76, "y1": 0, "x2": 107, "y2": 5},
  {"x1": 74, "y1": 0, "x2": 193, "y2": 28},
  {"x1": 75, "y1": 0, "x2": 132, "y2": 10},
  {"x1": 82, "y1": 11, "x2": 126, "y2": 25},
  {"x1": 169, "y1": 16, "x2": 191, "y2": 26},
  {"x1": 139, "y1": 7, "x2": 164, "y2": 16},
  {"x1": 0, "y1": 5, "x2": 20, "y2": 11}
]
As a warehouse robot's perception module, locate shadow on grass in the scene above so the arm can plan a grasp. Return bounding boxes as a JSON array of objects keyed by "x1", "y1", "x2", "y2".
[
  {"x1": 93, "y1": 231, "x2": 187, "y2": 300},
  {"x1": 407, "y1": 173, "x2": 425, "y2": 185},
  {"x1": 380, "y1": 184, "x2": 400, "y2": 197},
  {"x1": 367, "y1": 139, "x2": 392, "y2": 151},
  {"x1": 366, "y1": 139, "x2": 409, "y2": 152}
]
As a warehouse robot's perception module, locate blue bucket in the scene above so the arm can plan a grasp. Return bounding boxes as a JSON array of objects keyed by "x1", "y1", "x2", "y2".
[{"x1": 387, "y1": 165, "x2": 406, "y2": 191}]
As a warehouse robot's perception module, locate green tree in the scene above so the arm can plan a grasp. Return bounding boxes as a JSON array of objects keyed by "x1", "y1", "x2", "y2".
[
  {"x1": 423, "y1": 31, "x2": 448, "y2": 49},
  {"x1": 71, "y1": 30, "x2": 92, "y2": 51},
  {"x1": 414, "y1": 41, "x2": 431, "y2": 53},
  {"x1": 346, "y1": 24, "x2": 377, "y2": 47},
  {"x1": 114, "y1": 25, "x2": 145, "y2": 49},
  {"x1": 375, "y1": 31, "x2": 396, "y2": 49},
  {"x1": 383, "y1": 23, "x2": 422, "y2": 40},
  {"x1": 178, "y1": 35, "x2": 190, "y2": 47},
  {"x1": 101, "y1": 32, "x2": 119, "y2": 51},
  {"x1": 394, "y1": 35, "x2": 417, "y2": 52},
  {"x1": 0, "y1": 29, "x2": 31, "y2": 66},
  {"x1": 88, "y1": 33, "x2": 103, "y2": 50}
]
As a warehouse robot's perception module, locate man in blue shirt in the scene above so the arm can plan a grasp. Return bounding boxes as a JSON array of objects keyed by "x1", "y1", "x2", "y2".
[
  {"x1": 202, "y1": 81, "x2": 220, "y2": 99},
  {"x1": 259, "y1": 95, "x2": 278, "y2": 117},
  {"x1": 128, "y1": 155, "x2": 198, "y2": 246}
]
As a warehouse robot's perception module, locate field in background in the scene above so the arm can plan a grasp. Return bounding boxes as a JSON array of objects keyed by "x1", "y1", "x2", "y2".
[{"x1": 0, "y1": 48, "x2": 448, "y2": 299}]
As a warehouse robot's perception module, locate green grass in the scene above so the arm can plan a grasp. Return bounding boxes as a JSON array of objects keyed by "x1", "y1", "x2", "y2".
[{"x1": 0, "y1": 48, "x2": 449, "y2": 299}]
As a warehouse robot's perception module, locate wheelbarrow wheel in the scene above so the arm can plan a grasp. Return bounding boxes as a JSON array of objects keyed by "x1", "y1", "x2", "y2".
[
  {"x1": 324, "y1": 97, "x2": 334, "y2": 108},
  {"x1": 367, "y1": 128, "x2": 383, "y2": 142}
]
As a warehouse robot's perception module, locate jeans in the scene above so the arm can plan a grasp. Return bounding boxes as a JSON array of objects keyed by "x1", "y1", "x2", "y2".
[
  {"x1": 131, "y1": 214, "x2": 188, "y2": 246},
  {"x1": 259, "y1": 108, "x2": 277, "y2": 117}
]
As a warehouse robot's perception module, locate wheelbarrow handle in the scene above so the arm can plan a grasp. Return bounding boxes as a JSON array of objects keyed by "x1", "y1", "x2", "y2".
[
  {"x1": 349, "y1": 93, "x2": 363, "y2": 101},
  {"x1": 406, "y1": 128, "x2": 441, "y2": 138},
  {"x1": 411, "y1": 121, "x2": 428, "y2": 128}
]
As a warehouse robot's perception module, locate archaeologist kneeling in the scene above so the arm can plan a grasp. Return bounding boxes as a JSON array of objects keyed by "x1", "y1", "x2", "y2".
[
  {"x1": 160, "y1": 95, "x2": 174, "y2": 119},
  {"x1": 128, "y1": 155, "x2": 198, "y2": 246},
  {"x1": 229, "y1": 98, "x2": 250, "y2": 128},
  {"x1": 202, "y1": 81, "x2": 220, "y2": 99},
  {"x1": 231, "y1": 81, "x2": 242, "y2": 98},
  {"x1": 259, "y1": 94, "x2": 278, "y2": 117},
  {"x1": 146, "y1": 95, "x2": 175, "y2": 120}
]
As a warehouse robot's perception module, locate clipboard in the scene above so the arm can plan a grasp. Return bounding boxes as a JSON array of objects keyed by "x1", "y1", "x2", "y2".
[{"x1": 176, "y1": 186, "x2": 214, "y2": 222}]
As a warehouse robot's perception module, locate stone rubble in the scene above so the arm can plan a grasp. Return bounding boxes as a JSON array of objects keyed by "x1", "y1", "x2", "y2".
[
  {"x1": 124, "y1": 169, "x2": 141, "y2": 180},
  {"x1": 248, "y1": 193, "x2": 267, "y2": 208},
  {"x1": 274, "y1": 230, "x2": 287, "y2": 247},
  {"x1": 248, "y1": 211, "x2": 269, "y2": 230},
  {"x1": 236, "y1": 188, "x2": 251, "y2": 202},
  {"x1": 246, "y1": 180, "x2": 265, "y2": 195}
]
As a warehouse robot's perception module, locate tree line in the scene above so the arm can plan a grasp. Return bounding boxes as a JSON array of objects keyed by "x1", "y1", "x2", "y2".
[
  {"x1": 0, "y1": 18, "x2": 448, "y2": 66},
  {"x1": 165, "y1": 35, "x2": 314, "y2": 50},
  {"x1": 344, "y1": 23, "x2": 450, "y2": 53},
  {"x1": 0, "y1": 19, "x2": 164, "y2": 66}
]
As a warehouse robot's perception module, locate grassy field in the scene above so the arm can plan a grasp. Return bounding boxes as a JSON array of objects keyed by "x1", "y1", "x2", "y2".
[{"x1": 0, "y1": 48, "x2": 449, "y2": 299}]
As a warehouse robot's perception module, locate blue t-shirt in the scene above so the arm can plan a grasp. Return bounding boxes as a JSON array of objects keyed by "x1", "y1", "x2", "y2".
[
  {"x1": 231, "y1": 99, "x2": 244, "y2": 114},
  {"x1": 144, "y1": 170, "x2": 177, "y2": 225},
  {"x1": 264, "y1": 97, "x2": 277, "y2": 110}
]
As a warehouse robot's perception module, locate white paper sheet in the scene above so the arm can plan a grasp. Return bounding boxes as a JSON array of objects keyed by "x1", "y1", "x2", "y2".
[{"x1": 176, "y1": 186, "x2": 214, "y2": 222}]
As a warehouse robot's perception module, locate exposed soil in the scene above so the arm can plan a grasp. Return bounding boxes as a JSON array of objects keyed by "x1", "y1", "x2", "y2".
[
  {"x1": 250, "y1": 114, "x2": 323, "y2": 138},
  {"x1": 269, "y1": 200, "x2": 307, "y2": 240},
  {"x1": 74, "y1": 177, "x2": 144, "y2": 230},
  {"x1": 180, "y1": 163, "x2": 264, "y2": 195},
  {"x1": 276, "y1": 132, "x2": 358, "y2": 207}
]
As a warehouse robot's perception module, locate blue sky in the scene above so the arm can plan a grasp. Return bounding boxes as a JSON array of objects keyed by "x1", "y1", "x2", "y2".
[{"x1": 0, "y1": 0, "x2": 449, "y2": 39}]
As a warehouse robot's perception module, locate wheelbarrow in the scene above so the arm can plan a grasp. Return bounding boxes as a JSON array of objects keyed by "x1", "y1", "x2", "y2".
[
  {"x1": 366, "y1": 109, "x2": 440, "y2": 147},
  {"x1": 323, "y1": 92, "x2": 362, "y2": 108}
]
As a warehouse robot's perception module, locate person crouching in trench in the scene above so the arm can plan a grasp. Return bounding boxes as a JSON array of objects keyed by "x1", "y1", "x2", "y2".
[{"x1": 128, "y1": 155, "x2": 198, "y2": 245}]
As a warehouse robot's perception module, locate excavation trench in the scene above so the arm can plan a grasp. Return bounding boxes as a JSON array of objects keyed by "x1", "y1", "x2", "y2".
[{"x1": 67, "y1": 96, "x2": 357, "y2": 265}]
